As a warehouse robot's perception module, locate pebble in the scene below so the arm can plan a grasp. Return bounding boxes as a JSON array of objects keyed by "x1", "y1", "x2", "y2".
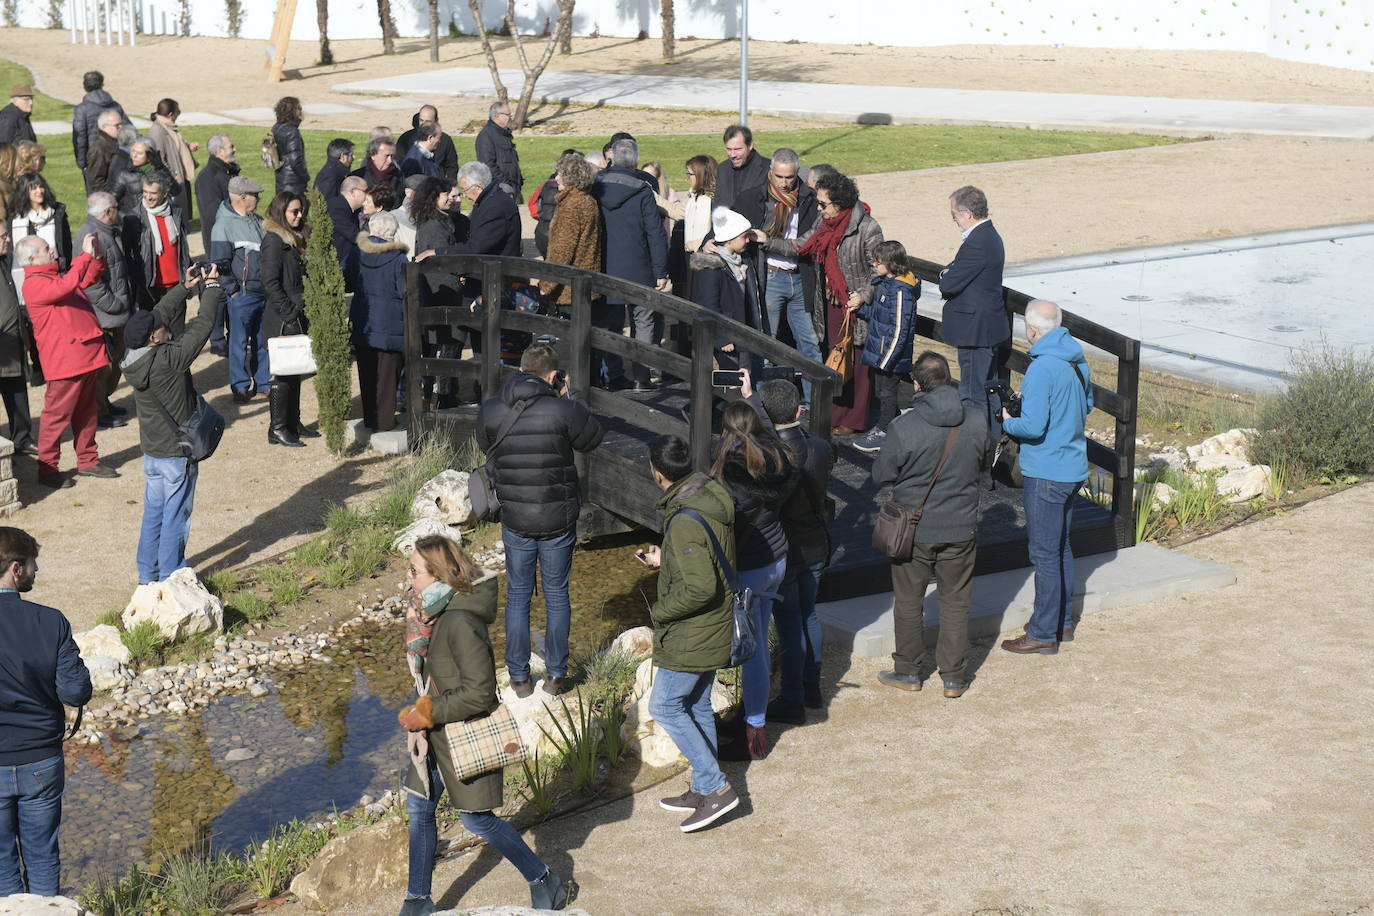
[{"x1": 225, "y1": 747, "x2": 257, "y2": 762}]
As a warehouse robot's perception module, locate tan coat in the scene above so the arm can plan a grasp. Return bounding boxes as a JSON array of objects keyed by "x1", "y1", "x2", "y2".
[
  {"x1": 539, "y1": 187, "x2": 603, "y2": 305},
  {"x1": 149, "y1": 116, "x2": 197, "y2": 188}
]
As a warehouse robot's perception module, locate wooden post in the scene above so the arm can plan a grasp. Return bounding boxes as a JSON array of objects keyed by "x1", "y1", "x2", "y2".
[
  {"x1": 1113, "y1": 338, "x2": 1141, "y2": 546},
  {"x1": 480, "y1": 260, "x2": 503, "y2": 399},
  {"x1": 689, "y1": 318, "x2": 715, "y2": 473},
  {"x1": 403, "y1": 262, "x2": 427, "y2": 443},
  {"x1": 566, "y1": 276, "x2": 592, "y2": 399},
  {"x1": 265, "y1": 0, "x2": 298, "y2": 83}
]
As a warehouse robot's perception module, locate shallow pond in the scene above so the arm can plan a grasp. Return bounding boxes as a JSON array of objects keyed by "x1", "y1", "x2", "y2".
[{"x1": 60, "y1": 533, "x2": 657, "y2": 892}]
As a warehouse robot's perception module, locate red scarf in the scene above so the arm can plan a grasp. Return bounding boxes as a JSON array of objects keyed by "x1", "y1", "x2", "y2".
[{"x1": 798, "y1": 207, "x2": 853, "y2": 305}]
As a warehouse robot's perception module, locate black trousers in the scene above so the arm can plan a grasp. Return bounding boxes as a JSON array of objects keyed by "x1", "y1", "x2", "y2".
[
  {"x1": 357, "y1": 344, "x2": 403, "y2": 432},
  {"x1": 0, "y1": 376, "x2": 32, "y2": 448},
  {"x1": 871, "y1": 367, "x2": 910, "y2": 432},
  {"x1": 890, "y1": 538, "x2": 976, "y2": 683}
]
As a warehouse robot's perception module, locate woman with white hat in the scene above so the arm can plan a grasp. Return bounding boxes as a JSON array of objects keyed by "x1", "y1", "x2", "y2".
[{"x1": 690, "y1": 206, "x2": 762, "y2": 370}]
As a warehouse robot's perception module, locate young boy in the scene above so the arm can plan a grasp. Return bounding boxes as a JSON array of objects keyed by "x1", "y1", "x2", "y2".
[{"x1": 848, "y1": 240, "x2": 921, "y2": 453}]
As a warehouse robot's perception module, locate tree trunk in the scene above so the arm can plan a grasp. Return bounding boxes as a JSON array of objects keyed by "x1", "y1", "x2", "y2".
[
  {"x1": 316, "y1": 0, "x2": 333, "y2": 65},
  {"x1": 428, "y1": 0, "x2": 440, "y2": 62},
  {"x1": 509, "y1": 0, "x2": 575, "y2": 128},
  {"x1": 661, "y1": 0, "x2": 674, "y2": 60},
  {"x1": 468, "y1": 0, "x2": 509, "y2": 104},
  {"x1": 377, "y1": 0, "x2": 397, "y2": 54}
]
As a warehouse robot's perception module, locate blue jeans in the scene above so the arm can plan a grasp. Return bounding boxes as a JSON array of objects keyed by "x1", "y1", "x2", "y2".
[
  {"x1": 649, "y1": 667, "x2": 726, "y2": 795},
  {"x1": 0, "y1": 754, "x2": 65, "y2": 896},
  {"x1": 405, "y1": 755, "x2": 546, "y2": 899},
  {"x1": 763, "y1": 270, "x2": 822, "y2": 406},
  {"x1": 774, "y1": 560, "x2": 824, "y2": 704},
  {"x1": 137, "y1": 455, "x2": 199, "y2": 584},
  {"x1": 228, "y1": 293, "x2": 270, "y2": 394},
  {"x1": 502, "y1": 526, "x2": 575, "y2": 681},
  {"x1": 1023, "y1": 476, "x2": 1078, "y2": 643},
  {"x1": 739, "y1": 556, "x2": 787, "y2": 728}
]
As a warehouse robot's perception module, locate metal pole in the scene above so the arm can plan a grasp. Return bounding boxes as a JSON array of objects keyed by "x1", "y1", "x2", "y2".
[
  {"x1": 82, "y1": 0, "x2": 90, "y2": 43},
  {"x1": 69, "y1": 0, "x2": 76, "y2": 42},
  {"x1": 116, "y1": 0, "x2": 123, "y2": 44},
  {"x1": 102, "y1": 0, "x2": 109, "y2": 43},
  {"x1": 738, "y1": 0, "x2": 748, "y2": 125},
  {"x1": 129, "y1": 0, "x2": 137, "y2": 44}
]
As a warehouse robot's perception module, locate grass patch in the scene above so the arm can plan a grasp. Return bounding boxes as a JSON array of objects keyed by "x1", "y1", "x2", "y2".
[
  {"x1": 121, "y1": 620, "x2": 168, "y2": 669},
  {"x1": 96, "y1": 608, "x2": 123, "y2": 628},
  {"x1": 325, "y1": 504, "x2": 368, "y2": 537},
  {"x1": 293, "y1": 534, "x2": 338, "y2": 568},
  {"x1": 0, "y1": 58, "x2": 73, "y2": 123},
  {"x1": 231, "y1": 819, "x2": 331, "y2": 900},
  {"x1": 201, "y1": 567, "x2": 241, "y2": 598},
  {"x1": 319, "y1": 558, "x2": 352, "y2": 590},
  {"x1": 158, "y1": 847, "x2": 241, "y2": 916},
  {"x1": 539, "y1": 689, "x2": 601, "y2": 795},
  {"x1": 224, "y1": 589, "x2": 273, "y2": 622},
  {"x1": 346, "y1": 528, "x2": 393, "y2": 579}
]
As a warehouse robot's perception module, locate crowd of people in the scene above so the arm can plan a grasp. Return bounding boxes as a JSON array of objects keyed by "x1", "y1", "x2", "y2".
[{"x1": 0, "y1": 70, "x2": 1099, "y2": 914}]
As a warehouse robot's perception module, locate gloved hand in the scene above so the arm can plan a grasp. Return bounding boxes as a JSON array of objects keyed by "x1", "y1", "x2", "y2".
[{"x1": 397, "y1": 695, "x2": 435, "y2": 731}]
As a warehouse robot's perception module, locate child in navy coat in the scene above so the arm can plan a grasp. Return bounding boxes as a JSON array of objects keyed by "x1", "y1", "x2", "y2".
[{"x1": 849, "y1": 240, "x2": 920, "y2": 453}]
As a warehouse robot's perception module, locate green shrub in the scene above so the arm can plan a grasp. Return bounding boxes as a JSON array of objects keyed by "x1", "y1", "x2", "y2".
[
  {"x1": 303, "y1": 188, "x2": 353, "y2": 455},
  {"x1": 122, "y1": 621, "x2": 167, "y2": 668},
  {"x1": 325, "y1": 504, "x2": 368, "y2": 536},
  {"x1": 80, "y1": 863, "x2": 159, "y2": 915},
  {"x1": 227, "y1": 590, "x2": 274, "y2": 622},
  {"x1": 1251, "y1": 344, "x2": 1374, "y2": 479},
  {"x1": 96, "y1": 608, "x2": 124, "y2": 629},
  {"x1": 539, "y1": 690, "x2": 600, "y2": 795},
  {"x1": 202, "y1": 567, "x2": 241, "y2": 598},
  {"x1": 158, "y1": 847, "x2": 241, "y2": 916},
  {"x1": 347, "y1": 529, "x2": 393, "y2": 578},
  {"x1": 232, "y1": 819, "x2": 330, "y2": 899},
  {"x1": 320, "y1": 558, "x2": 352, "y2": 590}
]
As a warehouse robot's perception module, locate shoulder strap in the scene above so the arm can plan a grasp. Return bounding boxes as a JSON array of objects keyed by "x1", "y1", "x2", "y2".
[
  {"x1": 909, "y1": 425, "x2": 961, "y2": 518},
  {"x1": 672, "y1": 508, "x2": 739, "y2": 592},
  {"x1": 1070, "y1": 361, "x2": 1090, "y2": 396},
  {"x1": 487, "y1": 398, "x2": 532, "y2": 455}
]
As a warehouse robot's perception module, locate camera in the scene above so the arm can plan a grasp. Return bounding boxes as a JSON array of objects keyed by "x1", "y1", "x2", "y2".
[{"x1": 986, "y1": 382, "x2": 1021, "y2": 417}]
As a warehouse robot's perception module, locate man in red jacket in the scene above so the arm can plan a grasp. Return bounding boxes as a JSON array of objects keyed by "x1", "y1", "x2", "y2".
[{"x1": 16, "y1": 234, "x2": 118, "y2": 487}]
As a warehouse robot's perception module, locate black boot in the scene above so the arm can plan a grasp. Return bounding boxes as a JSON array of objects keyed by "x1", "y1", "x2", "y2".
[
  {"x1": 529, "y1": 868, "x2": 576, "y2": 910},
  {"x1": 287, "y1": 377, "x2": 319, "y2": 438},
  {"x1": 268, "y1": 381, "x2": 304, "y2": 447}
]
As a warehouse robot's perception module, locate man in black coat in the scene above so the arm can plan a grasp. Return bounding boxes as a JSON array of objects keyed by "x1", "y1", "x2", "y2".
[
  {"x1": 83, "y1": 111, "x2": 124, "y2": 194},
  {"x1": 396, "y1": 106, "x2": 459, "y2": 182},
  {"x1": 475, "y1": 101, "x2": 524, "y2": 203},
  {"x1": 714, "y1": 123, "x2": 770, "y2": 210},
  {"x1": 476, "y1": 342, "x2": 603, "y2": 698},
  {"x1": 349, "y1": 137, "x2": 403, "y2": 197},
  {"x1": 592, "y1": 138, "x2": 668, "y2": 391},
  {"x1": 939, "y1": 185, "x2": 1010, "y2": 418},
  {"x1": 194, "y1": 134, "x2": 238, "y2": 355},
  {"x1": 417, "y1": 162, "x2": 521, "y2": 311},
  {"x1": 0, "y1": 226, "x2": 36, "y2": 454},
  {"x1": 312, "y1": 138, "x2": 354, "y2": 199},
  {"x1": 74, "y1": 192, "x2": 138, "y2": 426},
  {"x1": 70, "y1": 71, "x2": 128, "y2": 172},
  {"x1": 329, "y1": 176, "x2": 367, "y2": 291},
  {"x1": 0, "y1": 84, "x2": 35, "y2": 147}
]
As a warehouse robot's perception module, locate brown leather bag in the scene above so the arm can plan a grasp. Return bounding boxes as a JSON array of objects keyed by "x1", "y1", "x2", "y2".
[
  {"x1": 872, "y1": 426, "x2": 961, "y2": 559},
  {"x1": 825, "y1": 311, "x2": 854, "y2": 384}
]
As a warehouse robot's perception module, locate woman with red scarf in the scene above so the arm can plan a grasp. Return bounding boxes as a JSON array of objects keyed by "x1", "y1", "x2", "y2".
[{"x1": 764, "y1": 171, "x2": 884, "y2": 435}]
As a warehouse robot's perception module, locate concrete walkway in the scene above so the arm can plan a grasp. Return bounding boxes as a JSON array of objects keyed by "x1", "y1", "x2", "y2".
[{"x1": 334, "y1": 67, "x2": 1374, "y2": 140}]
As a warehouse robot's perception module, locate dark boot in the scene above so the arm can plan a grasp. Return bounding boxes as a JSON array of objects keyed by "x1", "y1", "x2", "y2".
[
  {"x1": 268, "y1": 382, "x2": 304, "y2": 447},
  {"x1": 529, "y1": 869, "x2": 576, "y2": 911},
  {"x1": 287, "y1": 377, "x2": 319, "y2": 438}
]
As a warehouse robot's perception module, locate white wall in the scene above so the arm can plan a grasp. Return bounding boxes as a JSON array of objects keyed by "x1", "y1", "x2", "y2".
[{"x1": 24, "y1": 0, "x2": 1374, "y2": 72}]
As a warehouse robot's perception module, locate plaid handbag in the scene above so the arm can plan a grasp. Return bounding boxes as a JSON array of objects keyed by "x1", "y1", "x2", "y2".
[{"x1": 441, "y1": 702, "x2": 527, "y2": 781}]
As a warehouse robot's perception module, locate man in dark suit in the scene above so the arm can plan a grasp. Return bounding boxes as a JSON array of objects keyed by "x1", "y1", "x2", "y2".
[
  {"x1": 396, "y1": 106, "x2": 459, "y2": 182},
  {"x1": 714, "y1": 123, "x2": 770, "y2": 211},
  {"x1": 938, "y1": 185, "x2": 1010, "y2": 419},
  {"x1": 312, "y1": 138, "x2": 354, "y2": 200}
]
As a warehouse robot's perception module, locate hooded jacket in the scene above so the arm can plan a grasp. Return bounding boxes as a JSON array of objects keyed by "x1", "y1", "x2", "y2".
[
  {"x1": 871, "y1": 382, "x2": 991, "y2": 545},
  {"x1": 593, "y1": 168, "x2": 668, "y2": 305},
  {"x1": 121, "y1": 283, "x2": 221, "y2": 458},
  {"x1": 651, "y1": 473, "x2": 736, "y2": 673},
  {"x1": 74, "y1": 214, "x2": 136, "y2": 329},
  {"x1": 1002, "y1": 326, "x2": 1094, "y2": 483},
  {"x1": 476, "y1": 371, "x2": 604, "y2": 539},
  {"x1": 71, "y1": 89, "x2": 127, "y2": 169},
  {"x1": 260, "y1": 220, "x2": 307, "y2": 341},
  {"x1": 351, "y1": 232, "x2": 408, "y2": 352},
  {"x1": 209, "y1": 201, "x2": 265, "y2": 298},
  {"x1": 400, "y1": 571, "x2": 504, "y2": 811},
  {"x1": 22, "y1": 253, "x2": 108, "y2": 382},
  {"x1": 475, "y1": 118, "x2": 523, "y2": 201},
  {"x1": 856, "y1": 271, "x2": 920, "y2": 375},
  {"x1": 0, "y1": 592, "x2": 91, "y2": 767}
]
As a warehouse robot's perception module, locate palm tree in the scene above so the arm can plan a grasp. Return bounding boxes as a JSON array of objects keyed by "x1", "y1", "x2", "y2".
[
  {"x1": 316, "y1": 0, "x2": 332, "y2": 65},
  {"x1": 662, "y1": 0, "x2": 675, "y2": 59},
  {"x1": 377, "y1": 0, "x2": 398, "y2": 54}
]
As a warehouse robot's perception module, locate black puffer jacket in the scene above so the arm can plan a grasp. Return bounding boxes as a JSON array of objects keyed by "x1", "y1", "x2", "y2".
[
  {"x1": 476, "y1": 372, "x2": 604, "y2": 538},
  {"x1": 272, "y1": 122, "x2": 308, "y2": 195},
  {"x1": 715, "y1": 450, "x2": 797, "y2": 572},
  {"x1": 775, "y1": 421, "x2": 835, "y2": 568}
]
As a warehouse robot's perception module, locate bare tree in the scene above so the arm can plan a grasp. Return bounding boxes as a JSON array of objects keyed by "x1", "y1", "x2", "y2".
[
  {"x1": 661, "y1": 0, "x2": 675, "y2": 60},
  {"x1": 428, "y1": 0, "x2": 440, "y2": 62},
  {"x1": 316, "y1": 0, "x2": 332, "y2": 65},
  {"x1": 377, "y1": 0, "x2": 398, "y2": 54},
  {"x1": 468, "y1": 0, "x2": 576, "y2": 126},
  {"x1": 467, "y1": 0, "x2": 510, "y2": 104}
]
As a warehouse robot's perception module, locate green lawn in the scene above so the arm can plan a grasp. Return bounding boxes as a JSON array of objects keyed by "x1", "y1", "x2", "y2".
[{"x1": 0, "y1": 58, "x2": 74, "y2": 122}]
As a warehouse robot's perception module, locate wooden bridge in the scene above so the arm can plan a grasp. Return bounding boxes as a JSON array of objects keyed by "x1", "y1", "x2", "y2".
[{"x1": 403, "y1": 255, "x2": 1140, "y2": 602}]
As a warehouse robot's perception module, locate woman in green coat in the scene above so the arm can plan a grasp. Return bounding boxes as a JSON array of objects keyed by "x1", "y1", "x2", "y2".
[{"x1": 396, "y1": 535, "x2": 575, "y2": 916}]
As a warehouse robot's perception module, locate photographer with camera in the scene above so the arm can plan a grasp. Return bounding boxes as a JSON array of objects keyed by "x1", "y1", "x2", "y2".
[
  {"x1": 999, "y1": 300, "x2": 1093, "y2": 654},
  {"x1": 476, "y1": 342, "x2": 603, "y2": 699}
]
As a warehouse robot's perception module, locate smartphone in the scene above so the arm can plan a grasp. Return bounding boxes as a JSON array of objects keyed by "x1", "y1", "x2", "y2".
[
  {"x1": 711, "y1": 370, "x2": 743, "y2": 389},
  {"x1": 634, "y1": 550, "x2": 651, "y2": 566}
]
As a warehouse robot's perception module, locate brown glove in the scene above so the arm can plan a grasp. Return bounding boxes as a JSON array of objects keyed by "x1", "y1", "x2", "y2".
[{"x1": 397, "y1": 695, "x2": 435, "y2": 732}]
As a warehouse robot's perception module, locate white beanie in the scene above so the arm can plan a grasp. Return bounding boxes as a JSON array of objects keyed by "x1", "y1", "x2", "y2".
[{"x1": 712, "y1": 206, "x2": 752, "y2": 244}]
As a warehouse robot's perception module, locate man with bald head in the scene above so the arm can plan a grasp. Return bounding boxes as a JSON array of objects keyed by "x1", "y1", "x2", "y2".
[
  {"x1": 999, "y1": 299, "x2": 1093, "y2": 655},
  {"x1": 396, "y1": 105, "x2": 458, "y2": 181}
]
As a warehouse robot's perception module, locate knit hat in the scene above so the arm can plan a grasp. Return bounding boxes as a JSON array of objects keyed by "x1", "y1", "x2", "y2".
[
  {"x1": 9, "y1": 84, "x2": 33, "y2": 99},
  {"x1": 124, "y1": 309, "x2": 166, "y2": 349},
  {"x1": 712, "y1": 207, "x2": 752, "y2": 244},
  {"x1": 227, "y1": 175, "x2": 263, "y2": 196}
]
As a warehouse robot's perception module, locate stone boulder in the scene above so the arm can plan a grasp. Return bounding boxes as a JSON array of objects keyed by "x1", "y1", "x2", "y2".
[
  {"x1": 75, "y1": 624, "x2": 131, "y2": 665},
  {"x1": 289, "y1": 816, "x2": 408, "y2": 910},
  {"x1": 392, "y1": 517, "x2": 464, "y2": 556},
  {"x1": 86, "y1": 656, "x2": 134, "y2": 691},
  {"x1": 411, "y1": 469, "x2": 475, "y2": 526},
  {"x1": 1137, "y1": 481, "x2": 1176, "y2": 508},
  {"x1": 121, "y1": 568, "x2": 223, "y2": 641},
  {"x1": 1192, "y1": 454, "x2": 1251, "y2": 474},
  {"x1": 1186, "y1": 428, "x2": 1256, "y2": 463},
  {"x1": 1217, "y1": 465, "x2": 1273, "y2": 503},
  {"x1": 503, "y1": 680, "x2": 598, "y2": 759},
  {"x1": 1143, "y1": 446, "x2": 1187, "y2": 474},
  {"x1": 610, "y1": 626, "x2": 654, "y2": 661},
  {"x1": 0, "y1": 896, "x2": 93, "y2": 915},
  {"x1": 619, "y1": 660, "x2": 734, "y2": 768}
]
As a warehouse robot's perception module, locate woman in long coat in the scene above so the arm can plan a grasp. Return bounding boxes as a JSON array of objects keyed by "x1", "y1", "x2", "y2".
[
  {"x1": 539, "y1": 152, "x2": 602, "y2": 310},
  {"x1": 260, "y1": 191, "x2": 313, "y2": 447},
  {"x1": 148, "y1": 98, "x2": 199, "y2": 221},
  {"x1": 397, "y1": 535, "x2": 575, "y2": 915}
]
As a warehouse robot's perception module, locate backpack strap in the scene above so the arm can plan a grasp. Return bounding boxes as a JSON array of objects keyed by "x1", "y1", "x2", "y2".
[
  {"x1": 672, "y1": 508, "x2": 739, "y2": 593},
  {"x1": 486, "y1": 398, "x2": 532, "y2": 456}
]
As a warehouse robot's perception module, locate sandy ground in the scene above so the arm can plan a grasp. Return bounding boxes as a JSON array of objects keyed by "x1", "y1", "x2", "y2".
[{"x1": 296, "y1": 482, "x2": 1374, "y2": 916}]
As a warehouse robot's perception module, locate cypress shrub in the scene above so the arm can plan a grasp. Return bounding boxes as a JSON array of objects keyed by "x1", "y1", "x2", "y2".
[
  {"x1": 303, "y1": 188, "x2": 353, "y2": 456},
  {"x1": 1251, "y1": 344, "x2": 1374, "y2": 479}
]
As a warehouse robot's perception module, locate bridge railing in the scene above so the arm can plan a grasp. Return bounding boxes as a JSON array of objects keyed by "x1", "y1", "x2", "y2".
[{"x1": 909, "y1": 257, "x2": 1141, "y2": 548}]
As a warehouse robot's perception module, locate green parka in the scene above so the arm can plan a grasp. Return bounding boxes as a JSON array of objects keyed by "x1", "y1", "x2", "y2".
[
  {"x1": 402, "y1": 571, "x2": 504, "y2": 813},
  {"x1": 650, "y1": 473, "x2": 735, "y2": 673}
]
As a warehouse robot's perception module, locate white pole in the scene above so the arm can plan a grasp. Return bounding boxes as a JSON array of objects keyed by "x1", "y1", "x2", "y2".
[
  {"x1": 69, "y1": 0, "x2": 76, "y2": 42},
  {"x1": 738, "y1": 0, "x2": 749, "y2": 125},
  {"x1": 81, "y1": 0, "x2": 89, "y2": 43},
  {"x1": 129, "y1": 0, "x2": 136, "y2": 45},
  {"x1": 102, "y1": 0, "x2": 109, "y2": 44},
  {"x1": 161, "y1": 9, "x2": 167, "y2": 34},
  {"x1": 116, "y1": 0, "x2": 124, "y2": 44}
]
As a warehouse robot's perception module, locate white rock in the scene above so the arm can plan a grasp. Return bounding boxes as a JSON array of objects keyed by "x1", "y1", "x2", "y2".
[
  {"x1": 1138, "y1": 481, "x2": 1176, "y2": 507},
  {"x1": 289, "y1": 817, "x2": 408, "y2": 909},
  {"x1": 121, "y1": 568, "x2": 224, "y2": 642},
  {"x1": 391, "y1": 517, "x2": 463, "y2": 556},
  {"x1": 1186, "y1": 427, "x2": 1256, "y2": 462},
  {"x1": 1144, "y1": 446, "x2": 1187, "y2": 473},
  {"x1": 0, "y1": 894, "x2": 94, "y2": 915},
  {"x1": 503, "y1": 682, "x2": 596, "y2": 758},
  {"x1": 225, "y1": 747, "x2": 257, "y2": 762},
  {"x1": 1192, "y1": 454, "x2": 1250, "y2": 474},
  {"x1": 409, "y1": 469, "x2": 474, "y2": 526},
  {"x1": 1217, "y1": 464, "x2": 1273, "y2": 503},
  {"x1": 75, "y1": 624, "x2": 131, "y2": 665},
  {"x1": 86, "y1": 656, "x2": 134, "y2": 691},
  {"x1": 610, "y1": 626, "x2": 654, "y2": 661}
]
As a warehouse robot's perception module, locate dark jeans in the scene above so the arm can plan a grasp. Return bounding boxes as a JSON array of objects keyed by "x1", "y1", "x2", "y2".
[
  {"x1": 1023, "y1": 476, "x2": 1078, "y2": 643},
  {"x1": 356, "y1": 344, "x2": 403, "y2": 431},
  {"x1": 590, "y1": 300, "x2": 625, "y2": 385},
  {"x1": 630, "y1": 303, "x2": 661, "y2": 385},
  {"x1": 405, "y1": 754, "x2": 546, "y2": 899},
  {"x1": 890, "y1": 538, "x2": 976, "y2": 683},
  {"x1": 228, "y1": 293, "x2": 270, "y2": 394},
  {"x1": 0, "y1": 754, "x2": 64, "y2": 896},
  {"x1": 775, "y1": 560, "x2": 824, "y2": 703},
  {"x1": 956, "y1": 343, "x2": 1008, "y2": 415},
  {"x1": 502, "y1": 525, "x2": 576, "y2": 681},
  {"x1": 871, "y1": 367, "x2": 910, "y2": 432},
  {"x1": 0, "y1": 375, "x2": 32, "y2": 449}
]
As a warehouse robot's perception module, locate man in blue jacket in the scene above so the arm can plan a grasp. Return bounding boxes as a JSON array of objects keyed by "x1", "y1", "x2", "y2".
[
  {"x1": 0, "y1": 527, "x2": 92, "y2": 896},
  {"x1": 939, "y1": 185, "x2": 1010, "y2": 419},
  {"x1": 209, "y1": 176, "x2": 268, "y2": 402},
  {"x1": 1000, "y1": 300, "x2": 1093, "y2": 654}
]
